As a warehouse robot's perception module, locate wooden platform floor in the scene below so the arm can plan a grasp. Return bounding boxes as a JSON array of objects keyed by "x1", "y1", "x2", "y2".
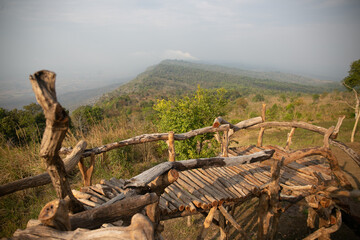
[
  {"x1": 159, "y1": 146, "x2": 331, "y2": 216},
  {"x1": 71, "y1": 145, "x2": 332, "y2": 218}
]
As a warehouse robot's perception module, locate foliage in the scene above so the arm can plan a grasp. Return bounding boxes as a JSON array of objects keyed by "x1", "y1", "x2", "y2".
[
  {"x1": 153, "y1": 87, "x2": 228, "y2": 160},
  {"x1": 71, "y1": 105, "x2": 104, "y2": 135},
  {"x1": 343, "y1": 59, "x2": 360, "y2": 91},
  {"x1": 0, "y1": 103, "x2": 45, "y2": 145},
  {"x1": 252, "y1": 94, "x2": 265, "y2": 102}
]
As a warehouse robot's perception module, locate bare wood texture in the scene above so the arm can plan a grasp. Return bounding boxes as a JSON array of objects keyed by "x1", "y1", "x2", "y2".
[
  {"x1": 257, "y1": 127, "x2": 265, "y2": 147},
  {"x1": 257, "y1": 158, "x2": 283, "y2": 240},
  {"x1": 218, "y1": 205, "x2": 247, "y2": 238},
  {"x1": 78, "y1": 153, "x2": 95, "y2": 187},
  {"x1": 38, "y1": 199, "x2": 70, "y2": 231},
  {"x1": 60, "y1": 124, "x2": 230, "y2": 157},
  {"x1": 197, "y1": 206, "x2": 217, "y2": 240},
  {"x1": 167, "y1": 131, "x2": 175, "y2": 162},
  {"x1": 213, "y1": 116, "x2": 263, "y2": 137},
  {"x1": 270, "y1": 146, "x2": 352, "y2": 189},
  {"x1": 333, "y1": 115, "x2": 345, "y2": 138},
  {"x1": 0, "y1": 140, "x2": 86, "y2": 197},
  {"x1": 14, "y1": 213, "x2": 155, "y2": 240},
  {"x1": 30, "y1": 70, "x2": 84, "y2": 213},
  {"x1": 285, "y1": 127, "x2": 296, "y2": 150},
  {"x1": 148, "y1": 169, "x2": 179, "y2": 196},
  {"x1": 303, "y1": 209, "x2": 342, "y2": 240},
  {"x1": 69, "y1": 192, "x2": 158, "y2": 230},
  {"x1": 261, "y1": 103, "x2": 266, "y2": 122},
  {"x1": 125, "y1": 150, "x2": 274, "y2": 188},
  {"x1": 323, "y1": 126, "x2": 335, "y2": 149},
  {"x1": 222, "y1": 130, "x2": 229, "y2": 157}
]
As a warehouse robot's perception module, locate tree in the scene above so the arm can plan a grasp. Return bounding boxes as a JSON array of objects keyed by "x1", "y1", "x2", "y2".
[
  {"x1": 342, "y1": 59, "x2": 360, "y2": 142},
  {"x1": 71, "y1": 106, "x2": 104, "y2": 135},
  {"x1": 153, "y1": 87, "x2": 228, "y2": 160}
]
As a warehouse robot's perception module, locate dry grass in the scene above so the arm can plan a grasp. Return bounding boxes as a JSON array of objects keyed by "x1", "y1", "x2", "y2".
[{"x1": 0, "y1": 91, "x2": 359, "y2": 238}]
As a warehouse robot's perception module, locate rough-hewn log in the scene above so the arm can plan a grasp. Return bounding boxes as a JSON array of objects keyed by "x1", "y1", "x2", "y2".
[
  {"x1": 167, "y1": 131, "x2": 175, "y2": 162},
  {"x1": 261, "y1": 103, "x2": 266, "y2": 122},
  {"x1": 38, "y1": 199, "x2": 70, "y2": 231},
  {"x1": 147, "y1": 169, "x2": 179, "y2": 196},
  {"x1": 218, "y1": 205, "x2": 247, "y2": 238},
  {"x1": 0, "y1": 140, "x2": 86, "y2": 197},
  {"x1": 257, "y1": 158, "x2": 283, "y2": 240},
  {"x1": 329, "y1": 139, "x2": 360, "y2": 167},
  {"x1": 78, "y1": 153, "x2": 95, "y2": 187},
  {"x1": 14, "y1": 213, "x2": 155, "y2": 240},
  {"x1": 303, "y1": 209, "x2": 342, "y2": 240},
  {"x1": 125, "y1": 150, "x2": 274, "y2": 188},
  {"x1": 30, "y1": 70, "x2": 84, "y2": 213},
  {"x1": 197, "y1": 206, "x2": 217, "y2": 240},
  {"x1": 69, "y1": 192, "x2": 158, "y2": 230},
  {"x1": 248, "y1": 121, "x2": 360, "y2": 164},
  {"x1": 60, "y1": 124, "x2": 230, "y2": 157},
  {"x1": 333, "y1": 115, "x2": 345, "y2": 138},
  {"x1": 213, "y1": 116, "x2": 263, "y2": 137},
  {"x1": 270, "y1": 146, "x2": 352, "y2": 189},
  {"x1": 285, "y1": 127, "x2": 296, "y2": 151},
  {"x1": 222, "y1": 130, "x2": 229, "y2": 157},
  {"x1": 257, "y1": 127, "x2": 265, "y2": 147}
]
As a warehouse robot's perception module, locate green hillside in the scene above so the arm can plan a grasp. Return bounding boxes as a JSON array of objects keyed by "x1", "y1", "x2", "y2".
[{"x1": 96, "y1": 60, "x2": 341, "y2": 111}]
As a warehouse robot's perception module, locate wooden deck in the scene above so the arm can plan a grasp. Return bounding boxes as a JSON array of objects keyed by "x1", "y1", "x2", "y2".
[{"x1": 72, "y1": 145, "x2": 332, "y2": 218}]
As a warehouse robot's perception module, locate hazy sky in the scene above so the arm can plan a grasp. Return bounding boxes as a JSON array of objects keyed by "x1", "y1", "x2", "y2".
[{"x1": 1, "y1": 0, "x2": 360, "y2": 92}]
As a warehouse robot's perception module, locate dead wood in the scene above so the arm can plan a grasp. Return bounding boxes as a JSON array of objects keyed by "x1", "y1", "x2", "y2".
[
  {"x1": 38, "y1": 199, "x2": 70, "y2": 231},
  {"x1": 14, "y1": 213, "x2": 155, "y2": 240},
  {"x1": 60, "y1": 124, "x2": 230, "y2": 157},
  {"x1": 219, "y1": 204, "x2": 247, "y2": 239},
  {"x1": 69, "y1": 192, "x2": 158, "y2": 230},
  {"x1": 0, "y1": 140, "x2": 86, "y2": 197},
  {"x1": 257, "y1": 158, "x2": 283, "y2": 240},
  {"x1": 125, "y1": 150, "x2": 274, "y2": 188},
  {"x1": 29, "y1": 70, "x2": 84, "y2": 213},
  {"x1": 78, "y1": 153, "x2": 95, "y2": 187},
  {"x1": 167, "y1": 131, "x2": 175, "y2": 162},
  {"x1": 148, "y1": 169, "x2": 179, "y2": 196}
]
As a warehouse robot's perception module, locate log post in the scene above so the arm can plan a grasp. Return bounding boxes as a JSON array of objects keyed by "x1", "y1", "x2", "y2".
[
  {"x1": 222, "y1": 130, "x2": 229, "y2": 157},
  {"x1": 30, "y1": 70, "x2": 83, "y2": 213},
  {"x1": 197, "y1": 206, "x2": 217, "y2": 240},
  {"x1": 78, "y1": 153, "x2": 95, "y2": 187},
  {"x1": 257, "y1": 157, "x2": 283, "y2": 240},
  {"x1": 323, "y1": 126, "x2": 335, "y2": 149},
  {"x1": 257, "y1": 127, "x2": 265, "y2": 147},
  {"x1": 332, "y1": 115, "x2": 345, "y2": 139},
  {"x1": 285, "y1": 127, "x2": 296, "y2": 151},
  {"x1": 218, "y1": 205, "x2": 247, "y2": 239},
  {"x1": 219, "y1": 208, "x2": 228, "y2": 240},
  {"x1": 167, "y1": 131, "x2": 175, "y2": 162},
  {"x1": 261, "y1": 103, "x2": 266, "y2": 122}
]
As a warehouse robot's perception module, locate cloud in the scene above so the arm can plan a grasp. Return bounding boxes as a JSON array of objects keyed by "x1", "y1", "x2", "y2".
[{"x1": 162, "y1": 50, "x2": 198, "y2": 60}]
